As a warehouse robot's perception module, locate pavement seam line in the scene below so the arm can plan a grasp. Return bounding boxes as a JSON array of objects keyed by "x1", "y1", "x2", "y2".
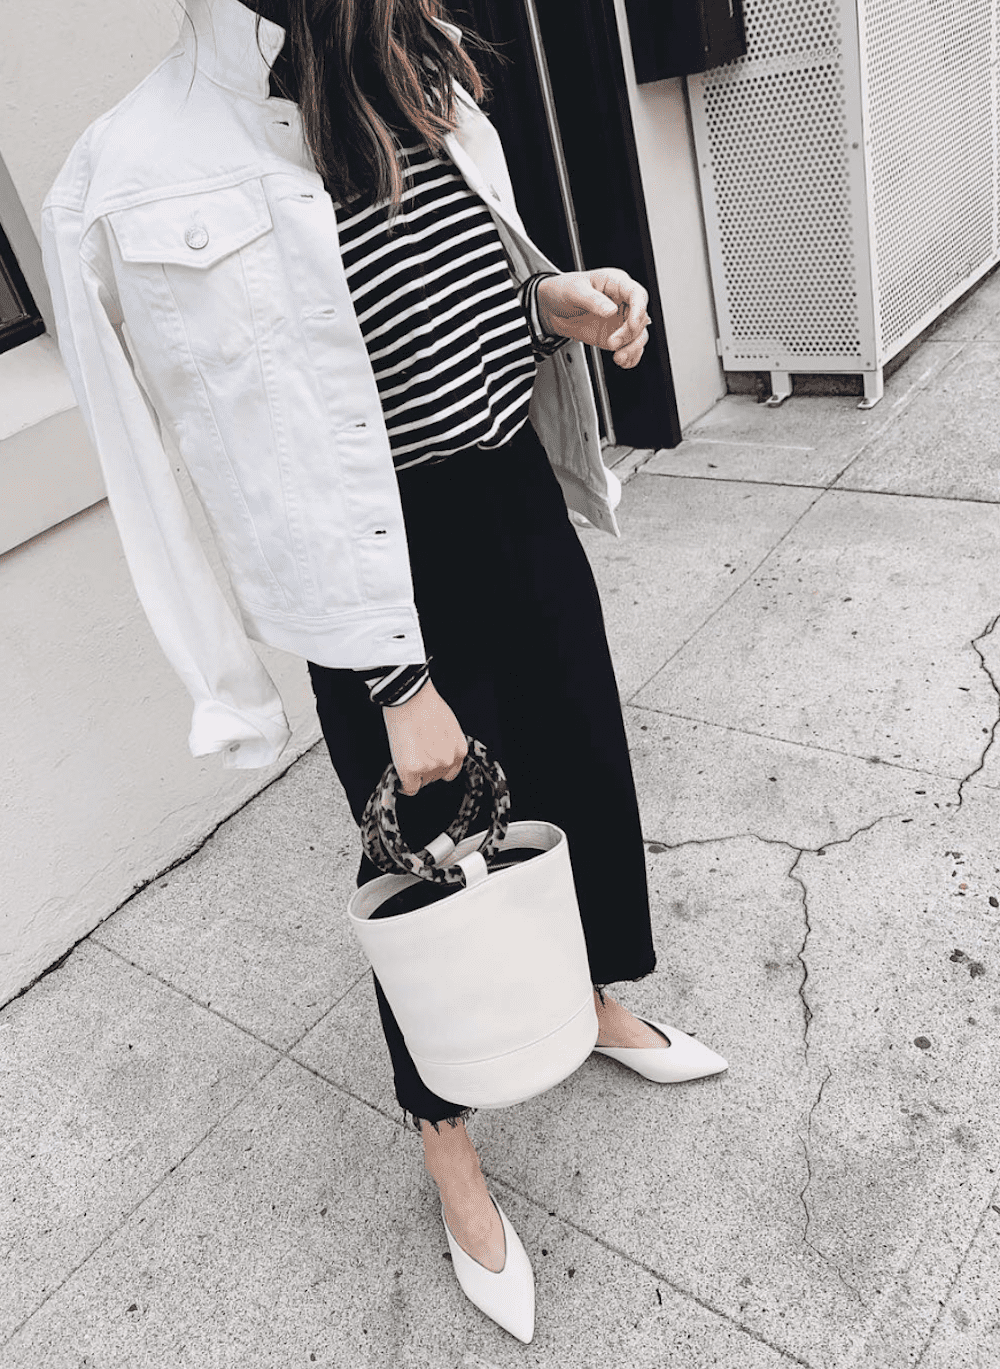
[
  {"x1": 522, "y1": 1229, "x2": 817, "y2": 1368},
  {"x1": 822, "y1": 483, "x2": 997, "y2": 506},
  {"x1": 89, "y1": 942, "x2": 443, "y2": 1175},
  {"x1": 642, "y1": 470, "x2": 998, "y2": 506},
  {"x1": 2, "y1": 1051, "x2": 288, "y2": 1350},
  {"x1": 615, "y1": 446, "x2": 657, "y2": 482},
  {"x1": 2, "y1": 948, "x2": 424, "y2": 1349},
  {"x1": 827, "y1": 341, "x2": 965, "y2": 487},
  {"x1": 682, "y1": 437, "x2": 817, "y2": 451},
  {"x1": 90, "y1": 938, "x2": 370, "y2": 1063},
  {"x1": 628, "y1": 699, "x2": 973, "y2": 786},
  {"x1": 624, "y1": 484, "x2": 828, "y2": 706},
  {"x1": 909, "y1": 1180, "x2": 1000, "y2": 1368},
  {"x1": 2, "y1": 736, "x2": 326, "y2": 1015},
  {"x1": 623, "y1": 368, "x2": 993, "y2": 712},
  {"x1": 956, "y1": 611, "x2": 1000, "y2": 809},
  {"x1": 683, "y1": 338, "x2": 959, "y2": 492}
]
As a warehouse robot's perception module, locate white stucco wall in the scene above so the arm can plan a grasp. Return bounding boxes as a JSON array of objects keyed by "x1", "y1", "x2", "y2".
[
  {"x1": 0, "y1": 0, "x2": 189, "y2": 232},
  {"x1": 612, "y1": 0, "x2": 726, "y2": 431},
  {"x1": 0, "y1": 0, "x2": 321, "y2": 1007},
  {"x1": 1, "y1": 504, "x2": 322, "y2": 1005}
]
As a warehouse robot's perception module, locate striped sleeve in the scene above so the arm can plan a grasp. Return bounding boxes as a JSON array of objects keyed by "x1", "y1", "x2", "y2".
[
  {"x1": 518, "y1": 272, "x2": 570, "y2": 359},
  {"x1": 354, "y1": 660, "x2": 432, "y2": 707}
]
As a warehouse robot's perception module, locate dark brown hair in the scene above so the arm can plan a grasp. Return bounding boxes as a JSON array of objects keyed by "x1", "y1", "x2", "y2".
[{"x1": 259, "y1": 1, "x2": 491, "y2": 210}]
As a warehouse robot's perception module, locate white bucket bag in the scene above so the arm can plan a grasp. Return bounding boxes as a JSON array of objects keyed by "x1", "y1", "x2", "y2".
[{"x1": 347, "y1": 737, "x2": 599, "y2": 1109}]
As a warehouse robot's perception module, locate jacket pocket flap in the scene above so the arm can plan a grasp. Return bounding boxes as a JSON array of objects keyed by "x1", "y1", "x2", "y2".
[{"x1": 109, "y1": 180, "x2": 272, "y2": 268}]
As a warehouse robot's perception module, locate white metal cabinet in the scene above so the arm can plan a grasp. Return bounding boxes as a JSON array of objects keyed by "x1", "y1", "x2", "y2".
[{"x1": 687, "y1": 0, "x2": 996, "y2": 407}]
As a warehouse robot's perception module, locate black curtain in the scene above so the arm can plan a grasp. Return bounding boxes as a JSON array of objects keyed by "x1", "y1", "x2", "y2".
[{"x1": 451, "y1": 0, "x2": 682, "y2": 449}]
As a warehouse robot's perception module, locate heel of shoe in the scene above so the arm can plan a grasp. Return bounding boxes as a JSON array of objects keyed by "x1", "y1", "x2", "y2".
[{"x1": 441, "y1": 1193, "x2": 535, "y2": 1343}]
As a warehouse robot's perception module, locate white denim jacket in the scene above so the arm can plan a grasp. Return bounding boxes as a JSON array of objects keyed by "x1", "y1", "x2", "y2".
[{"x1": 41, "y1": 0, "x2": 620, "y2": 769}]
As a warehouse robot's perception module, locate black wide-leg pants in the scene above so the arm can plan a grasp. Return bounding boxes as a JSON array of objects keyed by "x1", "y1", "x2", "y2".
[{"x1": 307, "y1": 421, "x2": 656, "y2": 1132}]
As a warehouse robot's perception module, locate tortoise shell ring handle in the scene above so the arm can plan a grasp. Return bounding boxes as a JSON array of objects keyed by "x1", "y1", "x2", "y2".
[{"x1": 360, "y1": 736, "x2": 511, "y2": 886}]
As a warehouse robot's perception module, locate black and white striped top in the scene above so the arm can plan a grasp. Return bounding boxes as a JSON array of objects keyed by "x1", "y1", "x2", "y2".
[
  {"x1": 339, "y1": 136, "x2": 566, "y2": 706},
  {"x1": 335, "y1": 138, "x2": 558, "y2": 470}
]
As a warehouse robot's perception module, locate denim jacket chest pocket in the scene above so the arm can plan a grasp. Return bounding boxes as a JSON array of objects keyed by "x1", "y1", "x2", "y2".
[{"x1": 107, "y1": 179, "x2": 288, "y2": 368}]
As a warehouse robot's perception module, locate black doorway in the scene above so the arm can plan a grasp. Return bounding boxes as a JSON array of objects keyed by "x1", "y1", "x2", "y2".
[{"x1": 451, "y1": 0, "x2": 682, "y2": 450}]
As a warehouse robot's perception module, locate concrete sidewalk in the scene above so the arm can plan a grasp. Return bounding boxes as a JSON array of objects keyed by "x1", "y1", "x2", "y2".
[{"x1": 3, "y1": 273, "x2": 999, "y2": 1367}]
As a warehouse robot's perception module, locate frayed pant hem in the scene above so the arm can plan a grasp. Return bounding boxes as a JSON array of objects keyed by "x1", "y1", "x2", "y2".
[
  {"x1": 405, "y1": 1106, "x2": 479, "y2": 1136},
  {"x1": 592, "y1": 965, "x2": 656, "y2": 1007}
]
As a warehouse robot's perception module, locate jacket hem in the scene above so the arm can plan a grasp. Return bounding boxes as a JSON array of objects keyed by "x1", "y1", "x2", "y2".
[{"x1": 550, "y1": 465, "x2": 620, "y2": 538}]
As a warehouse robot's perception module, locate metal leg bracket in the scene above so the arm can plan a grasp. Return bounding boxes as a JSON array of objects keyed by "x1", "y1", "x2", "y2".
[
  {"x1": 765, "y1": 370, "x2": 793, "y2": 406},
  {"x1": 858, "y1": 369, "x2": 884, "y2": 409}
]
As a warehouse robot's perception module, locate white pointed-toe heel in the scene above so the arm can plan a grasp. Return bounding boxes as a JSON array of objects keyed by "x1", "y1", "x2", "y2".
[
  {"x1": 441, "y1": 1192, "x2": 535, "y2": 1344},
  {"x1": 593, "y1": 1018, "x2": 728, "y2": 1083}
]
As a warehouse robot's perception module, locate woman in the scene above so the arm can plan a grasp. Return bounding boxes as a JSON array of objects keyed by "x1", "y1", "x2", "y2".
[{"x1": 42, "y1": 0, "x2": 727, "y2": 1341}]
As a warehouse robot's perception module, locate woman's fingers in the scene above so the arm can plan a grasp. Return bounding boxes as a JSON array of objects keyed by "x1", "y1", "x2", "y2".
[
  {"x1": 613, "y1": 323, "x2": 650, "y2": 369},
  {"x1": 608, "y1": 300, "x2": 650, "y2": 347},
  {"x1": 399, "y1": 754, "x2": 464, "y2": 792},
  {"x1": 600, "y1": 272, "x2": 650, "y2": 344},
  {"x1": 611, "y1": 313, "x2": 650, "y2": 354}
]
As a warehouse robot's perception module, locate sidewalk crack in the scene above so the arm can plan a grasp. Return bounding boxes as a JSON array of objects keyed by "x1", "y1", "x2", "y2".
[
  {"x1": 787, "y1": 813, "x2": 897, "y2": 1055},
  {"x1": 786, "y1": 816, "x2": 898, "y2": 1306},
  {"x1": 796, "y1": 1065, "x2": 862, "y2": 1300},
  {"x1": 789, "y1": 849, "x2": 813, "y2": 1049},
  {"x1": 956, "y1": 612, "x2": 1000, "y2": 809},
  {"x1": 648, "y1": 816, "x2": 896, "y2": 1065}
]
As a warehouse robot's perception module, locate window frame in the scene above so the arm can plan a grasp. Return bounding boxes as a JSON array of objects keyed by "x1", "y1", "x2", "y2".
[
  {"x1": 0, "y1": 218, "x2": 47, "y2": 357},
  {"x1": 0, "y1": 150, "x2": 105, "y2": 555}
]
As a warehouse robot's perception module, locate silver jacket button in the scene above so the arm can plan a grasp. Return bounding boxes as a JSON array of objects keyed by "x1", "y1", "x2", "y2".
[{"x1": 185, "y1": 225, "x2": 209, "y2": 250}]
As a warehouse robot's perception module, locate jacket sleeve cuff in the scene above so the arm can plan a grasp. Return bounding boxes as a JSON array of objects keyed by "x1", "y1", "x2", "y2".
[
  {"x1": 518, "y1": 273, "x2": 571, "y2": 359},
  {"x1": 188, "y1": 700, "x2": 292, "y2": 769}
]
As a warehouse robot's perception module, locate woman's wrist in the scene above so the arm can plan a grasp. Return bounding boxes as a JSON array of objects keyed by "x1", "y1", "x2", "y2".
[
  {"x1": 534, "y1": 275, "x2": 557, "y2": 338},
  {"x1": 519, "y1": 273, "x2": 568, "y2": 357},
  {"x1": 380, "y1": 675, "x2": 431, "y2": 718},
  {"x1": 380, "y1": 671, "x2": 431, "y2": 710}
]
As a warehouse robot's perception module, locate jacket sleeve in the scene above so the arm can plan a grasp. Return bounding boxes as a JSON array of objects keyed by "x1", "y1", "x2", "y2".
[{"x1": 40, "y1": 199, "x2": 292, "y2": 770}]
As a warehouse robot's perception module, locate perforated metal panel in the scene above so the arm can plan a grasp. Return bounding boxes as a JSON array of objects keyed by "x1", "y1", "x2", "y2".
[
  {"x1": 861, "y1": 0, "x2": 994, "y2": 355},
  {"x1": 688, "y1": 0, "x2": 999, "y2": 401}
]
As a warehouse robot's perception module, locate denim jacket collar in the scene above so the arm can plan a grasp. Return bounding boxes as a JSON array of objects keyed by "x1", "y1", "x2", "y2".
[{"x1": 182, "y1": 0, "x2": 287, "y2": 101}]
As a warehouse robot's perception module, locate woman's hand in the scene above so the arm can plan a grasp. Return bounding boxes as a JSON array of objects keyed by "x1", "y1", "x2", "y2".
[
  {"x1": 536, "y1": 269, "x2": 651, "y2": 369},
  {"x1": 382, "y1": 678, "x2": 468, "y2": 796}
]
